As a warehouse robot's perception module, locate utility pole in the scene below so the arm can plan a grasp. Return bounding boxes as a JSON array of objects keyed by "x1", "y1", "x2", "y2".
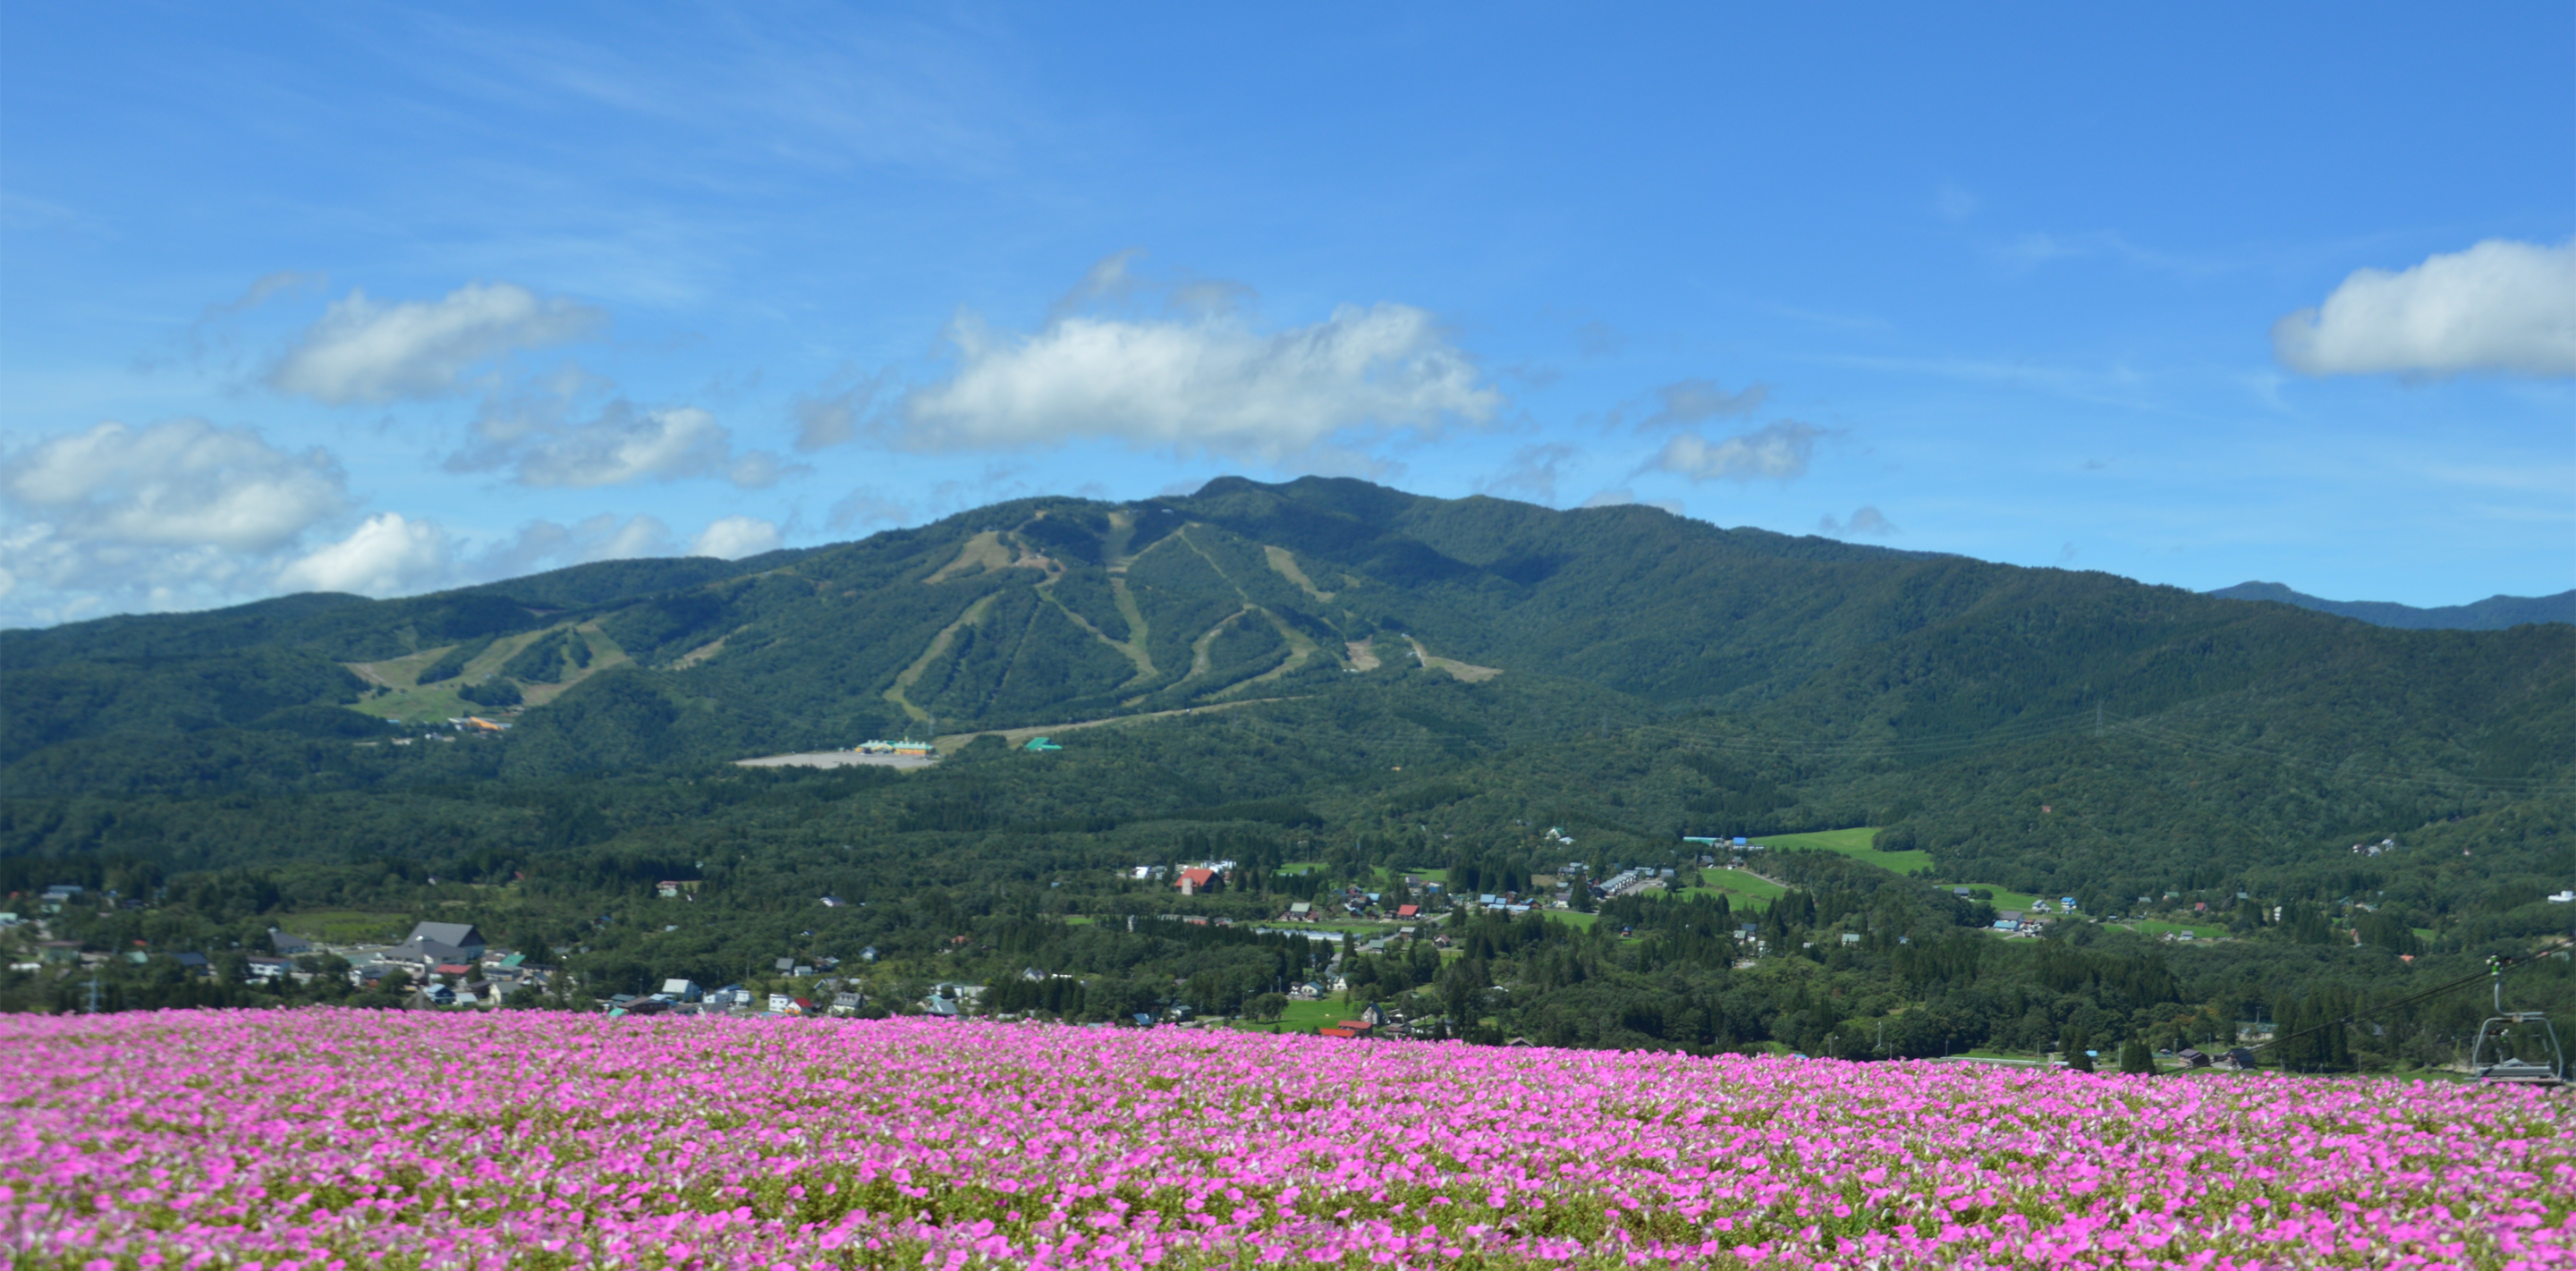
[
  {"x1": 2095, "y1": 702, "x2": 2104, "y2": 738},
  {"x1": 86, "y1": 969, "x2": 101, "y2": 1014}
]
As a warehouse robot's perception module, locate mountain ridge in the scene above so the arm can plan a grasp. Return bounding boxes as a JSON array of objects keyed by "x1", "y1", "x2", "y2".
[{"x1": 2207, "y1": 580, "x2": 2575, "y2": 631}]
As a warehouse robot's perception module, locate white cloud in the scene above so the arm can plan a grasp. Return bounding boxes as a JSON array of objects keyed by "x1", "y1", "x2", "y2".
[
  {"x1": 452, "y1": 399, "x2": 795, "y2": 488},
  {"x1": 1818, "y1": 505, "x2": 1899, "y2": 538},
  {"x1": 2273, "y1": 239, "x2": 2576, "y2": 377},
  {"x1": 886, "y1": 259, "x2": 1501, "y2": 461},
  {"x1": 1, "y1": 418, "x2": 349, "y2": 552},
  {"x1": 691, "y1": 515, "x2": 783, "y2": 559},
  {"x1": 270, "y1": 282, "x2": 606, "y2": 403},
  {"x1": 276, "y1": 513, "x2": 454, "y2": 595},
  {"x1": 0, "y1": 419, "x2": 359, "y2": 621},
  {"x1": 1644, "y1": 420, "x2": 1831, "y2": 483}
]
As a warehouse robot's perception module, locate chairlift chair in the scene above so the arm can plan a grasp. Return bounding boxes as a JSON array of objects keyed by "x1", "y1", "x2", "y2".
[{"x1": 2471, "y1": 961, "x2": 2565, "y2": 1087}]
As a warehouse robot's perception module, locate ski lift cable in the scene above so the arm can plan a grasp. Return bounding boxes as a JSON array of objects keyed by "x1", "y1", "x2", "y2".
[{"x1": 2193, "y1": 933, "x2": 2576, "y2": 1074}]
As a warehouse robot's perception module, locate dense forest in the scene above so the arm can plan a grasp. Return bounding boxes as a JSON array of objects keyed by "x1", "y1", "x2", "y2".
[{"x1": 3, "y1": 477, "x2": 2570, "y2": 1072}]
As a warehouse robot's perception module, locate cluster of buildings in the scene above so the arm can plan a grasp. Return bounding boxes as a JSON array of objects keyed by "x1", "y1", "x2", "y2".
[
  {"x1": 327, "y1": 922, "x2": 558, "y2": 1006},
  {"x1": 608, "y1": 975, "x2": 871, "y2": 1019}
]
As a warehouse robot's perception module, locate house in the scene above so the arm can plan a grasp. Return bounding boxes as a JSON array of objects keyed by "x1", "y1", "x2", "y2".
[
  {"x1": 392, "y1": 922, "x2": 487, "y2": 966},
  {"x1": 1174, "y1": 868, "x2": 1219, "y2": 895},
  {"x1": 174, "y1": 953, "x2": 211, "y2": 975},
  {"x1": 247, "y1": 956, "x2": 292, "y2": 982},
  {"x1": 829, "y1": 991, "x2": 864, "y2": 1015},
  {"x1": 1022, "y1": 736, "x2": 1062, "y2": 751},
  {"x1": 2549, "y1": 890, "x2": 2575, "y2": 904},
  {"x1": 660, "y1": 979, "x2": 703, "y2": 1002},
  {"x1": 267, "y1": 928, "x2": 314, "y2": 956},
  {"x1": 657, "y1": 880, "x2": 700, "y2": 899},
  {"x1": 1360, "y1": 1003, "x2": 1388, "y2": 1027},
  {"x1": 775, "y1": 957, "x2": 797, "y2": 974},
  {"x1": 767, "y1": 993, "x2": 795, "y2": 1013},
  {"x1": 1394, "y1": 903, "x2": 1419, "y2": 919}
]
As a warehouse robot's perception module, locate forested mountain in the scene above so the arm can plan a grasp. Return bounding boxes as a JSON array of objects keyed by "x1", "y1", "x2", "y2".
[
  {"x1": 4, "y1": 477, "x2": 2572, "y2": 1069},
  {"x1": 2207, "y1": 580, "x2": 2576, "y2": 631}
]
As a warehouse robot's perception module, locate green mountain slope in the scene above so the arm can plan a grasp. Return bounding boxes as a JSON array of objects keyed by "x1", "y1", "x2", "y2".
[{"x1": 4, "y1": 477, "x2": 2571, "y2": 1064}]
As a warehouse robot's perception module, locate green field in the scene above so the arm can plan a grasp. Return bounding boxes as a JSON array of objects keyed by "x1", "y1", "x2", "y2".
[
  {"x1": 1546, "y1": 910, "x2": 1601, "y2": 930},
  {"x1": 1751, "y1": 827, "x2": 2079, "y2": 918},
  {"x1": 1952, "y1": 886, "x2": 2046, "y2": 913},
  {"x1": 270, "y1": 911, "x2": 414, "y2": 944},
  {"x1": 1752, "y1": 826, "x2": 1934, "y2": 875},
  {"x1": 1226, "y1": 996, "x2": 1353, "y2": 1034},
  {"x1": 1682, "y1": 867, "x2": 1786, "y2": 911}
]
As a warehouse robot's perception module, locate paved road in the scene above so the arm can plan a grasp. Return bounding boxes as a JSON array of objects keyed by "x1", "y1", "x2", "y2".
[{"x1": 733, "y1": 750, "x2": 937, "y2": 770}]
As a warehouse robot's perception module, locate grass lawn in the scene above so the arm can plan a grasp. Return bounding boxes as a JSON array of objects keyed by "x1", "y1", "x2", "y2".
[
  {"x1": 1753, "y1": 827, "x2": 2076, "y2": 918},
  {"x1": 1682, "y1": 868, "x2": 1786, "y2": 911},
  {"x1": 1226, "y1": 997, "x2": 1351, "y2": 1035},
  {"x1": 1752, "y1": 826, "x2": 1936, "y2": 875},
  {"x1": 1943, "y1": 1049, "x2": 2050, "y2": 1066},
  {"x1": 272, "y1": 910, "x2": 414, "y2": 944},
  {"x1": 1546, "y1": 910, "x2": 1601, "y2": 930},
  {"x1": 1276, "y1": 861, "x2": 1324, "y2": 877}
]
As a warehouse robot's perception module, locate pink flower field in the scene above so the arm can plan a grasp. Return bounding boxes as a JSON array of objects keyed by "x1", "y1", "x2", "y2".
[{"x1": 4, "y1": 1012, "x2": 2572, "y2": 1270}]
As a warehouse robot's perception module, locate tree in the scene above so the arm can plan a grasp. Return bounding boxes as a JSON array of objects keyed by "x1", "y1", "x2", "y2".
[
  {"x1": 2118, "y1": 1038, "x2": 2155, "y2": 1074},
  {"x1": 2062, "y1": 1025, "x2": 2096, "y2": 1072}
]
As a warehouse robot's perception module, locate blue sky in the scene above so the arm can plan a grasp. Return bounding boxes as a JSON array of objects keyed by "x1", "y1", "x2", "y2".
[{"x1": 3, "y1": 3, "x2": 2570, "y2": 626}]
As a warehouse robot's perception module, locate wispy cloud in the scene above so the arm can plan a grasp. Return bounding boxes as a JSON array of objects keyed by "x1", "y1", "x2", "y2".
[
  {"x1": 1478, "y1": 444, "x2": 1582, "y2": 504},
  {"x1": 270, "y1": 282, "x2": 606, "y2": 404},
  {"x1": 1642, "y1": 420, "x2": 1833, "y2": 483},
  {"x1": 1818, "y1": 504, "x2": 1899, "y2": 538},
  {"x1": 1609, "y1": 377, "x2": 1770, "y2": 431}
]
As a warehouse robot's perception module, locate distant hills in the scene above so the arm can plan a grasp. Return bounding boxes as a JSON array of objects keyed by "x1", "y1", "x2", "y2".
[{"x1": 2207, "y1": 580, "x2": 2575, "y2": 631}]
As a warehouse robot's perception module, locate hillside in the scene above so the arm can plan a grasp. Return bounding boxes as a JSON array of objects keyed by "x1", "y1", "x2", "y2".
[{"x1": 4, "y1": 477, "x2": 2572, "y2": 1064}]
